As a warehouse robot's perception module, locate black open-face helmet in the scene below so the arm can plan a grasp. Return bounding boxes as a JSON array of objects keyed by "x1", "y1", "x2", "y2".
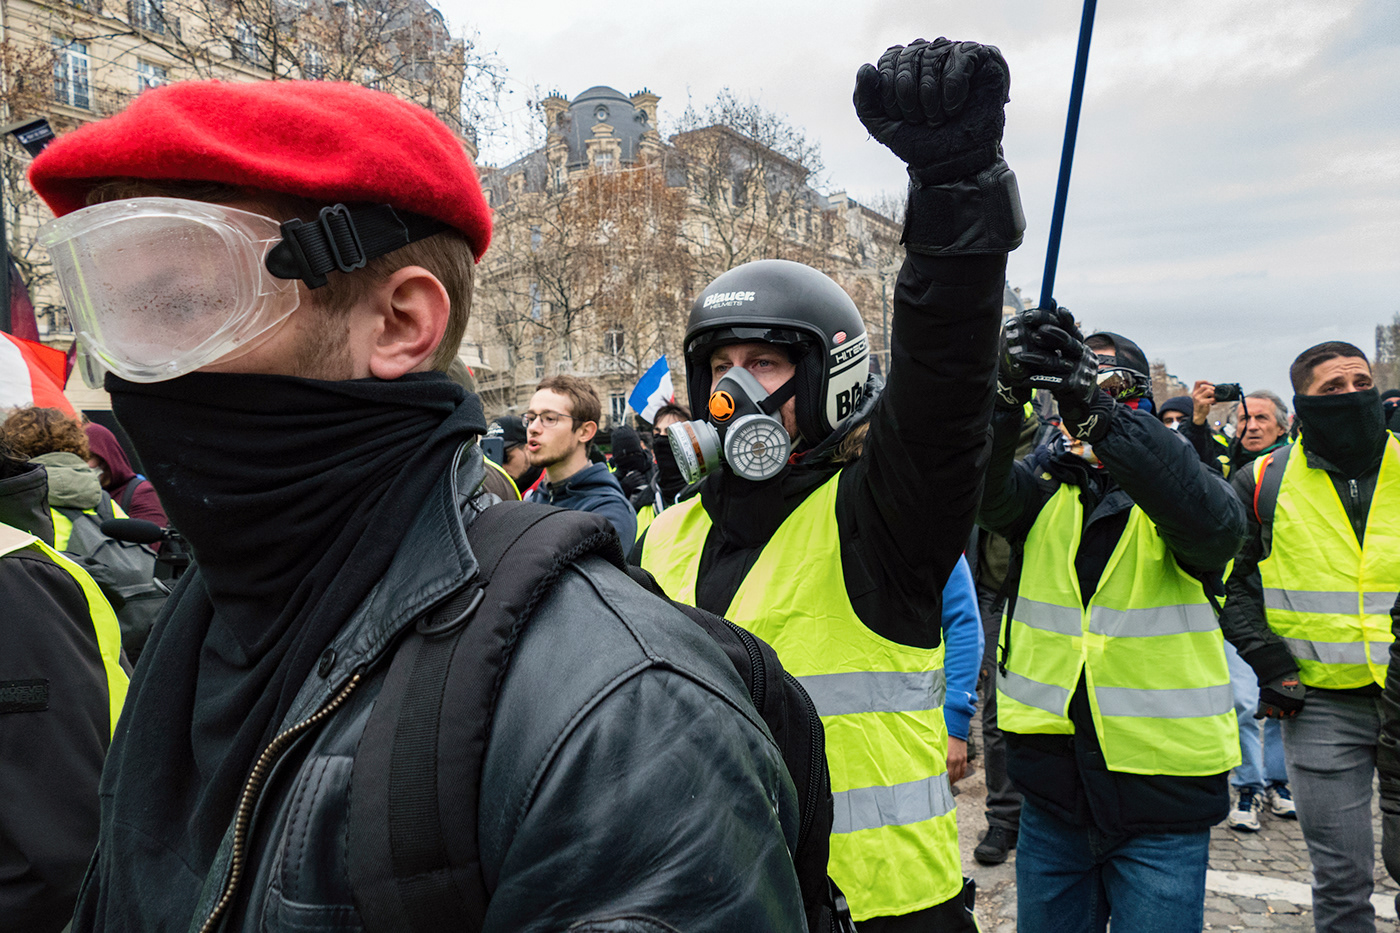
[{"x1": 685, "y1": 260, "x2": 870, "y2": 444}]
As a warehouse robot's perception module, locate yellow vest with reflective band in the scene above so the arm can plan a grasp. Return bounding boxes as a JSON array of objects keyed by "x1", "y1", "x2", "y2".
[
  {"x1": 642, "y1": 473, "x2": 960, "y2": 920},
  {"x1": 634, "y1": 504, "x2": 656, "y2": 542},
  {"x1": 0, "y1": 522, "x2": 129, "y2": 737},
  {"x1": 51, "y1": 499, "x2": 129, "y2": 552},
  {"x1": 1256, "y1": 437, "x2": 1400, "y2": 689},
  {"x1": 997, "y1": 485, "x2": 1239, "y2": 776}
]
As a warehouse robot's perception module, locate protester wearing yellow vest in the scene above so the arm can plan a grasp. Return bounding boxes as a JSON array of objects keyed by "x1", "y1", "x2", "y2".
[
  {"x1": 0, "y1": 450, "x2": 130, "y2": 932},
  {"x1": 981, "y1": 325, "x2": 1245, "y2": 933},
  {"x1": 1222, "y1": 341, "x2": 1400, "y2": 933},
  {"x1": 638, "y1": 38, "x2": 1024, "y2": 931}
]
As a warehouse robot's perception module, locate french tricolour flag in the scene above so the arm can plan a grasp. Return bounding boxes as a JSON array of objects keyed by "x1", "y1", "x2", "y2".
[
  {"x1": 628, "y1": 356, "x2": 674, "y2": 422},
  {"x1": 0, "y1": 332, "x2": 77, "y2": 417}
]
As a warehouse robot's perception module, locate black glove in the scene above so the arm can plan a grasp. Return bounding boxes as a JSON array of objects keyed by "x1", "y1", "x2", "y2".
[
  {"x1": 855, "y1": 39, "x2": 1024, "y2": 254},
  {"x1": 855, "y1": 38, "x2": 1009, "y2": 185},
  {"x1": 1003, "y1": 306, "x2": 1087, "y2": 388},
  {"x1": 1255, "y1": 673, "x2": 1305, "y2": 719}
]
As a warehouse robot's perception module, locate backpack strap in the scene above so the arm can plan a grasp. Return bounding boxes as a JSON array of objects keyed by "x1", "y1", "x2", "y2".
[
  {"x1": 1252, "y1": 444, "x2": 1291, "y2": 559},
  {"x1": 120, "y1": 477, "x2": 143, "y2": 515},
  {"x1": 348, "y1": 502, "x2": 623, "y2": 933}
]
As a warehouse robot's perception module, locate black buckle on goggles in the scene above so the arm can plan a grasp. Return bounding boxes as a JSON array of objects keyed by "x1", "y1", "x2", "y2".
[{"x1": 265, "y1": 203, "x2": 451, "y2": 289}]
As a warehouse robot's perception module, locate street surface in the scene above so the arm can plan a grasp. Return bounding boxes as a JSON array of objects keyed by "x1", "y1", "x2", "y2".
[{"x1": 956, "y1": 717, "x2": 1400, "y2": 932}]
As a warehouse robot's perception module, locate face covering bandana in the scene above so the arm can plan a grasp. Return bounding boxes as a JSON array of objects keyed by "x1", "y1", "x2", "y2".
[
  {"x1": 100, "y1": 369, "x2": 484, "y2": 896},
  {"x1": 1293, "y1": 388, "x2": 1387, "y2": 477},
  {"x1": 652, "y1": 436, "x2": 686, "y2": 497}
]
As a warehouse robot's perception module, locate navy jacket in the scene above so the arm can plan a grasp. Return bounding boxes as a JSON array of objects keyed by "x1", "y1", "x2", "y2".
[{"x1": 528, "y1": 462, "x2": 637, "y2": 543}]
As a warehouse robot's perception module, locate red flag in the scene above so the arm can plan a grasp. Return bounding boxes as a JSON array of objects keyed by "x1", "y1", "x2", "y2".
[{"x1": 0, "y1": 332, "x2": 76, "y2": 417}]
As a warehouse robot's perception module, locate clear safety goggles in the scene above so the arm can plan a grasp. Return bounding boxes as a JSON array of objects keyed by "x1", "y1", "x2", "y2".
[
  {"x1": 39, "y1": 197, "x2": 451, "y2": 384},
  {"x1": 39, "y1": 198, "x2": 301, "y2": 383}
]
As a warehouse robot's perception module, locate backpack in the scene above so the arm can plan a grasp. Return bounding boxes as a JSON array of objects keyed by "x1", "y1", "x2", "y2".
[
  {"x1": 57, "y1": 492, "x2": 166, "y2": 663},
  {"x1": 347, "y1": 501, "x2": 854, "y2": 933}
]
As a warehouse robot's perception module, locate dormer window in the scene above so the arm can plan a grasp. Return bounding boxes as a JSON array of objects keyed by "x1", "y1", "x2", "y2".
[{"x1": 594, "y1": 105, "x2": 608, "y2": 121}]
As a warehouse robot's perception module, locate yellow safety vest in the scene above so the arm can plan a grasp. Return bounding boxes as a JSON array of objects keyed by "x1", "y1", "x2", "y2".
[
  {"x1": 997, "y1": 485, "x2": 1239, "y2": 776},
  {"x1": 634, "y1": 504, "x2": 656, "y2": 542},
  {"x1": 642, "y1": 473, "x2": 959, "y2": 920},
  {"x1": 1256, "y1": 437, "x2": 1400, "y2": 689},
  {"x1": 0, "y1": 522, "x2": 129, "y2": 737}
]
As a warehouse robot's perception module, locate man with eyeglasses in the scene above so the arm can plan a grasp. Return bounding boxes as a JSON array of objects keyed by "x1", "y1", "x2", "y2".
[
  {"x1": 979, "y1": 314, "x2": 1247, "y2": 932},
  {"x1": 523, "y1": 374, "x2": 636, "y2": 542}
]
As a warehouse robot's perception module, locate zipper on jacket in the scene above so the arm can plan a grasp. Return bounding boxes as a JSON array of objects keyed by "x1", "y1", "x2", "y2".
[
  {"x1": 197, "y1": 672, "x2": 363, "y2": 933},
  {"x1": 724, "y1": 618, "x2": 767, "y2": 712},
  {"x1": 785, "y1": 669, "x2": 825, "y2": 850}
]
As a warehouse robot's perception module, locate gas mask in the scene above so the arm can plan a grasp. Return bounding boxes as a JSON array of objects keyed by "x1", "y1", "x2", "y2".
[{"x1": 667, "y1": 367, "x2": 795, "y2": 483}]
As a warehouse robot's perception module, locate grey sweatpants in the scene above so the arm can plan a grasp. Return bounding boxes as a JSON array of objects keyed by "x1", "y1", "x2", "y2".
[{"x1": 1281, "y1": 689, "x2": 1384, "y2": 933}]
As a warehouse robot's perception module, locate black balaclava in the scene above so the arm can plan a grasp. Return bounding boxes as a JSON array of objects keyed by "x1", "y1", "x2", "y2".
[
  {"x1": 98, "y1": 369, "x2": 483, "y2": 919},
  {"x1": 1294, "y1": 388, "x2": 1387, "y2": 478},
  {"x1": 653, "y1": 440, "x2": 686, "y2": 500}
]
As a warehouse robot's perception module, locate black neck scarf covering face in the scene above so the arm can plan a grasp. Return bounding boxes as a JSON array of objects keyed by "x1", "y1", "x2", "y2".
[
  {"x1": 1294, "y1": 388, "x2": 1387, "y2": 478},
  {"x1": 103, "y1": 370, "x2": 483, "y2": 895}
]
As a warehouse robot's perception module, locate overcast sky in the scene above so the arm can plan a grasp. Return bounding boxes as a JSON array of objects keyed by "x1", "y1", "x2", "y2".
[{"x1": 438, "y1": 0, "x2": 1399, "y2": 401}]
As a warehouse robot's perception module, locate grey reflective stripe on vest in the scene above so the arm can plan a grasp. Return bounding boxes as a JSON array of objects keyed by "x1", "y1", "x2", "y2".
[
  {"x1": 997, "y1": 668, "x2": 1071, "y2": 716},
  {"x1": 1365, "y1": 591, "x2": 1399, "y2": 614},
  {"x1": 1094, "y1": 683, "x2": 1233, "y2": 719},
  {"x1": 798, "y1": 669, "x2": 947, "y2": 717},
  {"x1": 1088, "y1": 603, "x2": 1219, "y2": 638},
  {"x1": 1281, "y1": 636, "x2": 1388, "y2": 666},
  {"x1": 1015, "y1": 598, "x2": 1082, "y2": 636},
  {"x1": 831, "y1": 772, "x2": 956, "y2": 835},
  {"x1": 1263, "y1": 588, "x2": 1360, "y2": 615}
]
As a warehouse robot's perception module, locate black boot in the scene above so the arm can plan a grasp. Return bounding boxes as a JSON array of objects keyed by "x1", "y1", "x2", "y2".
[{"x1": 973, "y1": 825, "x2": 1017, "y2": 866}]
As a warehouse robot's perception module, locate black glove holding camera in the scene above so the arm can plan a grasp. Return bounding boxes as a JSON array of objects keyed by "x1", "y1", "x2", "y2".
[{"x1": 855, "y1": 38, "x2": 1024, "y2": 255}]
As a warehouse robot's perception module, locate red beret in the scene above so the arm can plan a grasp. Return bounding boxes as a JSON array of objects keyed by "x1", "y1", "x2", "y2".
[{"x1": 29, "y1": 80, "x2": 491, "y2": 260}]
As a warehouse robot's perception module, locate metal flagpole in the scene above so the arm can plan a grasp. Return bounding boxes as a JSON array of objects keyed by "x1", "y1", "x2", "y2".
[{"x1": 1038, "y1": 0, "x2": 1098, "y2": 312}]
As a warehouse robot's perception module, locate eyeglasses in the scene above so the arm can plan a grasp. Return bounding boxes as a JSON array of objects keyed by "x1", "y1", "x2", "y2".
[{"x1": 521, "y1": 410, "x2": 577, "y2": 429}]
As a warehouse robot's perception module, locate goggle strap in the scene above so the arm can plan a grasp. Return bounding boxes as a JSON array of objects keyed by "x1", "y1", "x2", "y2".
[{"x1": 265, "y1": 204, "x2": 451, "y2": 289}]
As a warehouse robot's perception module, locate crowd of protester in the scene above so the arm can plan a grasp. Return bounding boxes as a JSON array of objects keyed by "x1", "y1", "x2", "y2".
[{"x1": 3, "y1": 33, "x2": 1398, "y2": 933}]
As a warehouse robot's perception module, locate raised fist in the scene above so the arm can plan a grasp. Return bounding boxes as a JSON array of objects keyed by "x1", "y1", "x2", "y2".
[{"x1": 855, "y1": 38, "x2": 1011, "y2": 186}]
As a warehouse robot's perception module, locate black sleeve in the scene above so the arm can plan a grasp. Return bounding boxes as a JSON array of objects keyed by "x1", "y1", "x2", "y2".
[
  {"x1": 1093, "y1": 404, "x2": 1245, "y2": 573},
  {"x1": 977, "y1": 406, "x2": 1051, "y2": 544},
  {"x1": 1179, "y1": 421, "x2": 1224, "y2": 475},
  {"x1": 1379, "y1": 595, "x2": 1400, "y2": 811},
  {"x1": 1218, "y1": 467, "x2": 1299, "y2": 685},
  {"x1": 835, "y1": 252, "x2": 1006, "y2": 649},
  {"x1": 481, "y1": 668, "x2": 805, "y2": 932},
  {"x1": 0, "y1": 554, "x2": 111, "y2": 933}
]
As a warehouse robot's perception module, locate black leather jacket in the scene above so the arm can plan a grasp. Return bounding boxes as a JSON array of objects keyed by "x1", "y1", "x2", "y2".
[{"x1": 82, "y1": 447, "x2": 805, "y2": 933}]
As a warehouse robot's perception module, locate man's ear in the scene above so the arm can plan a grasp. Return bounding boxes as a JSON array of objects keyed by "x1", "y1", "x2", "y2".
[
  {"x1": 577, "y1": 420, "x2": 599, "y2": 444},
  {"x1": 362, "y1": 266, "x2": 450, "y2": 380}
]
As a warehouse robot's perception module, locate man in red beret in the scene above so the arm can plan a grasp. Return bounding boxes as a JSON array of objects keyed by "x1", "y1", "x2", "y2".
[{"x1": 31, "y1": 80, "x2": 806, "y2": 932}]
